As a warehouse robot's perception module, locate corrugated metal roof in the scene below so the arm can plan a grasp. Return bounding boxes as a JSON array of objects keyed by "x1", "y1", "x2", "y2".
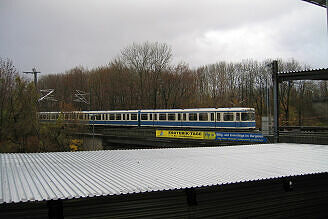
[{"x1": 1, "y1": 143, "x2": 328, "y2": 204}]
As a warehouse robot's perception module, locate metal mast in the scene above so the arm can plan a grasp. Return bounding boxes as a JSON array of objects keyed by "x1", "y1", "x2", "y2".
[{"x1": 23, "y1": 68, "x2": 40, "y2": 89}]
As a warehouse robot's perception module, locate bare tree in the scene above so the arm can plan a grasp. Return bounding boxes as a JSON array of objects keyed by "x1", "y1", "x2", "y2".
[{"x1": 119, "y1": 42, "x2": 172, "y2": 108}]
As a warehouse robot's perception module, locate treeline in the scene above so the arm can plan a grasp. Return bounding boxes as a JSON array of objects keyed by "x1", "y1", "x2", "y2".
[
  {"x1": 0, "y1": 58, "x2": 82, "y2": 152},
  {"x1": 38, "y1": 42, "x2": 328, "y2": 126},
  {"x1": 1, "y1": 42, "x2": 327, "y2": 152}
]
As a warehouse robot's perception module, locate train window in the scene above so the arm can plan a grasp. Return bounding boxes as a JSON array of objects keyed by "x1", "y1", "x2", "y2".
[
  {"x1": 199, "y1": 113, "x2": 208, "y2": 121},
  {"x1": 109, "y1": 114, "x2": 115, "y2": 120},
  {"x1": 64, "y1": 114, "x2": 68, "y2": 120},
  {"x1": 78, "y1": 114, "x2": 84, "y2": 120},
  {"x1": 223, "y1": 113, "x2": 234, "y2": 121},
  {"x1": 126, "y1": 114, "x2": 130, "y2": 120},
  {"x1": 189, "y1": 113, "x2": 197, "y2": 121},
  {"x1": 55, "y1": 114, "x2": 59, "y2": 119},
  {"x1": 149, "y1": 114, "x2": 153, "y2": 120},
  {"x1": 95, "y1": 115, "x2": 101, "y2": 120},
  {"x1": 216, "y1": 113, "x2": 221, "y2": 121},
  {"x1": 159, "y1": 113, "x2": 167, "y2": 120},
  {"x1": 154, "y1": 113, "x2": 158, "y2": 120},
  {"x1": 183, "y1": 113, "x2": 187, "y2": 121},
  {"x1": 178, "y1": 113, "x2": 181, "y2": 121},
  {"x1": 236, "y1": 113, "x2": 240, "y2": 121},
  {"x1": 168, "y1": 113, "x2": 176, "y2": 121},
  {"x1": 210, "y1": 113, "x2": 214, "y2": 121},
  {"x1": 141, "y1": 114, "x2": 148, "y2": 120},
  {"x1": 131, "y1": 113, "x2": 137, "y2": 120},
  {"x1": 115, "y1": 114, "x2": 121, "y2": 120},
  {"x1": 241, "y1": 112, "x2": 255, "y2": 121}
]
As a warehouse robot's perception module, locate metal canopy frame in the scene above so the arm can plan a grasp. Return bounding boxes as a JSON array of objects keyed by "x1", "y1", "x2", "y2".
[
  {"x1": 277, "y1": 68, "x2": 328, "y2": 81},
  {"x1": 272, "y1": 61, "x2": 328, "y2": 143},
  {"x1": 302, "y1": 0, "x2": 327, "y2": 8}
]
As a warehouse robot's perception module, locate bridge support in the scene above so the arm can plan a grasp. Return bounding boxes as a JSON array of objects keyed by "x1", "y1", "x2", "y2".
[{"x1": 82, "y1": 135, "x2": 103, "y2": 150}]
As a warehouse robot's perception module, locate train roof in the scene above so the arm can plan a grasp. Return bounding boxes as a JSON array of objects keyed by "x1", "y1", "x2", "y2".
[
  {"x1": 39, "y1": 108, "x2": 254, "y2": 114},
  {"x1": 140, "y1": 108, "x2": 254, "y2": 113}
]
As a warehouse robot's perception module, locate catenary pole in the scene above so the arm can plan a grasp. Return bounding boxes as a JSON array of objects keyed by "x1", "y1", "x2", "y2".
[{"x1": 272, "y1": 61, "x2": 279, "y2": 143}]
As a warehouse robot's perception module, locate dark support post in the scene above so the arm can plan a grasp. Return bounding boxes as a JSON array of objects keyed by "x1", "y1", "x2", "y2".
[
  {"x1": 186, "y1": 188, "x2": 197, "y2": 206},
  {"x1": 272, "y1": 60, "x2": 279, "y2": 143},
  {"x1": 47, "y1": 200, "x2": 63, "y2": 219}
]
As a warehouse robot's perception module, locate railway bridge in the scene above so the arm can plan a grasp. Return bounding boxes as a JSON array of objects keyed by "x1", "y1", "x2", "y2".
[
  {"x1": 72, "y1": 125, "x2": 328, "y2": 150},
  {"x1": 74, "y1": 126, "x2": 268, "y2": 150}
]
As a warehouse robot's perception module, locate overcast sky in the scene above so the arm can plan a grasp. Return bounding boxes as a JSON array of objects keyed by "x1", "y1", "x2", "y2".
[{"x1": 1, "y1": 0, "x2": 327, "y2": 76}]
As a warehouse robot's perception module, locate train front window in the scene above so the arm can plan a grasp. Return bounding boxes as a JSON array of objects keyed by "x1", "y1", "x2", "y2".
[
  {"x1": 241, "y1": 112, "x2": 255, "y2": 121},
  {"x1": 199, "y1": 113, "x2": 208, "y2": 121},
  {"x1": 223, "y1": 113, "x2": 234, "y2": 121}
]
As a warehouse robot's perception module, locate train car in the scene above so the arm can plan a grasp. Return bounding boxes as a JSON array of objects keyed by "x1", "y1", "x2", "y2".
[
  {"x1": 39, "y1": 107, "x2": 255, "y2": 129},
  {"x1": 139, "y1": 108, "x2": 255, "y2": 129}
]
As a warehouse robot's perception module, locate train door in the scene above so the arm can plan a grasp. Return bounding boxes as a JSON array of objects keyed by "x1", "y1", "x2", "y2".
[
  {"x1": 137, "y1": 110, "x2": 141, "y2": 127},
  {"x1": 210, "y1": 112, "x2": 215, "y2": 128},
  {"x1": 235, "y1": 112, "x2": 241, "y2": 128},
  {"x1": 177, "y1": 113, "x2": 182, "y2": 127}
]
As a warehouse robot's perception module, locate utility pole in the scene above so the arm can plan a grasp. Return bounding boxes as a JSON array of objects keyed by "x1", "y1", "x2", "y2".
[
  {"x1": 272, "y1": 60, "x2": 279, "y2": 143},
  {"x1": 23, "y1": 68, "x2": 40, "y2": 89}
]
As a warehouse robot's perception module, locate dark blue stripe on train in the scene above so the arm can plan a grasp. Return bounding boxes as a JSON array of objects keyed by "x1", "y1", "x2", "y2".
[{"x1": 89, "y1": 120, "x2": 255, "y2": 128}]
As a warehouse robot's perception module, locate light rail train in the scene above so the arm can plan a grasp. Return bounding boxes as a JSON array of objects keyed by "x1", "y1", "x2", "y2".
[{"x1": 39, "y1": 108, "x2": 256, "y2": 129}]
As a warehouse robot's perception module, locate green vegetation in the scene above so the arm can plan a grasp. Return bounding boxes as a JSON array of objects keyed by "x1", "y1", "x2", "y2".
[{"x1": 0, "y1": 58, "x2": 84, "y2": 153}]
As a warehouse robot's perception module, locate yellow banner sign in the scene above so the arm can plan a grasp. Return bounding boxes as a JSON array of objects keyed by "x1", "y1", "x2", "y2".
[{"x1": 156, "y1": 130, "x2": 216, "y2": 140}]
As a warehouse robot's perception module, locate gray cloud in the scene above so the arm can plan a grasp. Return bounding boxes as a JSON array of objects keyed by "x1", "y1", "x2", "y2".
[{"x1": 0, "y1": 0, "x2": 327, "y2": 76}]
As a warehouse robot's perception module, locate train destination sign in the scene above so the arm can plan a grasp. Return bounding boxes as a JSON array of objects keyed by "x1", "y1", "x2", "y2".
[{"x1": 156, "y1": 130, "x2": 266, "y2": 142}]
